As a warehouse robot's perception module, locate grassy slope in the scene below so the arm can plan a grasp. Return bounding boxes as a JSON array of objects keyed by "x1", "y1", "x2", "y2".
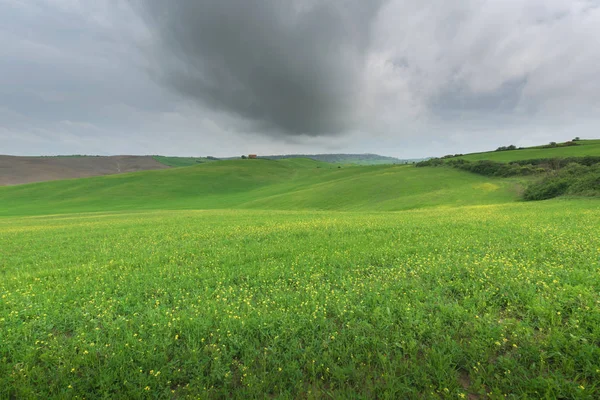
[
  {"x1": 458, "y1": 139, "x2": 600, "y2": 162},
  {"x1": 0, "y1": 158, "x2": 521, "y2": 216}
]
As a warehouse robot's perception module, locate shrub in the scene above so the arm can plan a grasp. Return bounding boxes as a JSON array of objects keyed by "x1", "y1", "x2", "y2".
[
  {"x1": 415, "y1": 158, "x2": 443, "y2": 167},
  {"x1": 523, "y1": 164, "x2": 600, "y2": 200},
  {"x1": 523, "y1": 178, "x2": 571, "y2": 201},
  {"x1": 566, "y1": 165, "x2": 600, "y2": 196},
  {"x1": 495, "y1": 145, "x2": 517, "y2": 152}
]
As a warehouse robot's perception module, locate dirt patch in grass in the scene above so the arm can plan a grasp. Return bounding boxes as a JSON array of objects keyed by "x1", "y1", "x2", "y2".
[{"x1": 0, "y1": 155, "x2": 170, "y2": 185}]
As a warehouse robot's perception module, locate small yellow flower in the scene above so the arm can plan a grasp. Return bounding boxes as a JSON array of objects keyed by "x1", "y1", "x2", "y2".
[{"x1": 145, "y1": 386, "x2": 150, "y2": 391}]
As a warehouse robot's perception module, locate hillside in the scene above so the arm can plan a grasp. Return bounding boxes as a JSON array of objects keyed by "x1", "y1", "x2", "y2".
[
  {"x1": 0, "y1": 158, "x2": 520, "y2": 216},
  {"x1": 0, "y1": 155, "x2": 169, "y2": 186},
  {"x1": 456, "y1": 139, "x2": 600, "y2": 162}
]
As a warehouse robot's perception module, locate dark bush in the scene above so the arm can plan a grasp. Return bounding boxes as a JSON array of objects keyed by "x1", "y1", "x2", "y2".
[
  {"x1": 523, "y1": 178, "x2": 571, "y2": 200},
  {"x1": 495, "y1": 145, "x2": 517, "y2": 152},
  {"x1": 447, "y1": 159, "x2": 523, "y2": 177},
  {"x1": 541, "y1": 141, "x2": 579, "y2": 149},
  {"x1": 523, "y1": 164, "x2": 600, "y2": 200},
  {"x1": 415, "y1": 158, "x2": 443, "y2": 167},
  {"x1": 566, "y1": 165, "x2": 600, "y2": 196},
  {"x1": 508, "y1": 156, "x2": 600, "y2": 168}
]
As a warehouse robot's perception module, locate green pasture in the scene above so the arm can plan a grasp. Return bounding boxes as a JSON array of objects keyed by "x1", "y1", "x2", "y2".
[
  {"x1": 1, "y1": 202, "x2": 599, "y2": 399},
  {"x1": 458, "y1": 140, "x2": 600, "y2": 162},
  {"x1": 1, "y1": 150, "x2": 599, "y2": 398}
]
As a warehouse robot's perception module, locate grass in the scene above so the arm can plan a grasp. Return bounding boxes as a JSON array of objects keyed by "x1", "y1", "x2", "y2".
[
  {"x1": 1, "y1": 153, "x2": 599, "y2": 398},
  {"x1": 0, "y1": 159, "x2": 521, "y2": 216},
  {"x1": 1, "y1": 202, "x2": 599, "y2": 398},
  {"x1": 458, "y1": 140, "x2": 600, "y2": 162}
]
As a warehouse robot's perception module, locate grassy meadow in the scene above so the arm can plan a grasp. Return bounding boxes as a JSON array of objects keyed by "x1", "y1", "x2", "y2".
[
  {"x1": 1, "y1": 152, "x2": 600, "y2": 398},
  {"x1": 458, "y1": 139, "x2": 600, "y2": 162},
  {"x1": 0, "y1": 159, "x2": 520, "y2": 217}
]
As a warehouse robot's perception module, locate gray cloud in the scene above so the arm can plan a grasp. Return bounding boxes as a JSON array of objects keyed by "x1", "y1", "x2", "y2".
[
  {"x1": 1, "y1": 0, "x2": 600, "y2": 158},
  {"x1": 135, "y1": 0, "x2": 386, "y2": 136}
]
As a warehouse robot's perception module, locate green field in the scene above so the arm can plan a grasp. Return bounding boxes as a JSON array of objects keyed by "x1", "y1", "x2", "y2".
[
  {"x1": 0, "y1": 159, "x2": 521, "y2": 217},
  {"x1": 458, "y1": 139, "x2": 600, "y2": 162},
  {"x1": 1, "y1": 154, "x2": 600, "y2": 398}
]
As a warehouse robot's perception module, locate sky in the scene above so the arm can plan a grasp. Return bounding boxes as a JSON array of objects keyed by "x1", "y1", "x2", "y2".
[{"x1": 1, "y1": 0, "x2": 600, "y2": 159}]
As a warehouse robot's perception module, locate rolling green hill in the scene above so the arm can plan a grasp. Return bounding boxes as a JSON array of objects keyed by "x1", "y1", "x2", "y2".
[
  {"x1": 0, "y1": 158, "x2": 521, "y2": 216},
  {"x1": 456, "y1": 139, "x2": 600, "y2": 162},
  {"x1": 2, "y1": 147, "x2": 600, "y2": 398}
]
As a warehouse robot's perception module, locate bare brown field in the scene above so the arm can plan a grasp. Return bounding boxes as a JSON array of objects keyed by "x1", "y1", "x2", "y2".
[{"x1": 0, "y1": 155, "x2": 169, "y2": 186}]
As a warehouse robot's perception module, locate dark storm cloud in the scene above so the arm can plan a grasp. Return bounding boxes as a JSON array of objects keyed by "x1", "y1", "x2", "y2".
[
  {"x1": 135, "y1": 0, "x2": 386, "y2": 136},
  {"x1": 3, "y1": 0, "x2": 600, "y2": 158}
]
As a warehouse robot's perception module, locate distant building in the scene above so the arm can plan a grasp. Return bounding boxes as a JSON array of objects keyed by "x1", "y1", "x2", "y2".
[{"x1": 248, "y1": 154, "x2": 257, "y2": 159}]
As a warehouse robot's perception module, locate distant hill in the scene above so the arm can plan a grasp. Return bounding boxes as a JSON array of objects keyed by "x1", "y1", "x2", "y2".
[
  {"x1": 226, "y1": 153, "x2": 422, "y2": 165},
  {"x1": 152, "y1": 156, "x2": 218, "y2": 167},
  {"x1": 0, "y1": 153, "x2": 418, "y2": 186},
  {"x1": 0, "y1": 155, "x2": 169, "y2": 186}
]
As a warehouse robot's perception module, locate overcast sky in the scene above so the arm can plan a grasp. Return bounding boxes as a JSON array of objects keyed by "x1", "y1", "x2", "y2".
[{"x1": 1, "y1": 0, "x2": 599, "y2": 158}]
